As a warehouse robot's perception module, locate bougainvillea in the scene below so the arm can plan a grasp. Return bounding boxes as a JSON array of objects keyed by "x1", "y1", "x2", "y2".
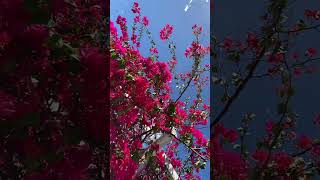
[
  {"x1": 0, "y1": 0, "x2": 107, "y2": 179},
  {"x1": 211, "y1": 0, "x2": 320, "y2": 179},
  {"x1": 110, "y1": 2, "x2": 210, "y2": 179}
]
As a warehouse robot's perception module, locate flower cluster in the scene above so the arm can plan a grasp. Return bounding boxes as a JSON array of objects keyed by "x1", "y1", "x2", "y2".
[
  {"x1": 304, "y1": 9, "x2": 320, "y2": 20},
  {"x1": 185, "y1": 42, "x2": 210, "y2": 59},
  {"x1": 160, "y1": 24, "x2": 174, "y2": 40},
  {"x1": 110, "y1": 2, "x2": 209, "y2": 179}
]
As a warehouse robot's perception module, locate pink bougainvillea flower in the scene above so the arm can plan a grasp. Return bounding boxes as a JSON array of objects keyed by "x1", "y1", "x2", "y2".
[
  {"x1": 131, "y1": 2, "x2": 141, "y2": 14},
  {"x1": 293, "y1": 67, "x2": 302, "y2": 77},
  {"x1": 185, "y1": 42, "x2": 209, "y2": 58},
  {"x1": 116, "y1": 15, "x2": 127, "y2": 26},
  {"x1": 252, "y1": 150, "x2": 268, "y2": 164},
  {"x1": 0, "y1": 31, "x2": 10, "y2": 48},
  {"x1": 192, "y1": 24, "x2": 203, "y2": 35},
  {"x1": 304, "y1": 9, "x2": 316, "y2": 18},
  {"x1": 134, "y1": 16, "x2": 140, "y2": 23},
  {"x1": 292, "y1": 52, "x2": 299, "y2": 60},
  {"x1": 314, "y1": 114, "x2": 320, "y2": 125},
  {"x1": 0, "y1": 90, "x2": 17, "y2": 119},
  {"x1": 304, "y1": 9, "x2": 320, "y2": 20},
  {"x1": 150, "y1": 47, "x2": 158, "y2": 54},
  {"x1": 131, "y1": 34, "x2": 137, "y2": 44},
  {"x1": 156, "y1": 151, "x2": 166, "y2": 167},
  {"x1": 298, "y1": 135, "x2": 312, "y2": 149},
  {"x1": 203, "y1": 104, "x2": 210, "y2": 110},
  {"x1": 213, "y1": 150, "x2": 248, "y2": 180},
  {"x1": 288, "y1": 131, "x2": 297, "y2": 140},
  {"x1": 312, "y1": 145, "x2": 320, "y2": 156},
  {"x1": 192, "y1": 127, "x2": 208, "y2": 146},
  {"x1": 160, "y1": 24, "x2": 174, "y2": 40},
  {"x1": 305, "y1": 48, "x2": 317, "y2": 58},
  {"x1": 272, "y1": 152, "x2": 293, "y2": 174},
  {"x1": 246, "y1": 32, "x2": 259, "y2": 49},
  {"x1": 142, "y1": 16, "x2": 149, "y2": 26},
  {"x1": 221, "y1": 37, "x2": 233, "y2": 49},
  {"x1": 22, "y1": 24, "x2": 48, "y2": 50},
  {"x1": 110, "y1": 21, "x2": 118, "y2": 37},
  {"x1": 171, "y1": 158, "x2": 182, "y2": 168},
  {"x1": 265, "y1": 120, "x2": 274, "y2": 133},
  {"x1": 222, "y1": 129, "x2": 239, "y2": 143},
  {"x1": 268, "y1": 52, "x2": 285, "y2": 64}
]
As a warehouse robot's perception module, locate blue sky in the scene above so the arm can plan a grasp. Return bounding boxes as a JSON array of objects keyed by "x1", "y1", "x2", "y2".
[{"x1": 110, "y1": 0, "x2": 210, "y2": 179}]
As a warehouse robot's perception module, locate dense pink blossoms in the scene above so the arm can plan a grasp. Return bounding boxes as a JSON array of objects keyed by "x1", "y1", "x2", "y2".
[
  {"x1": 160, "y1": 24, "x2": 174, "y2": 40},
  {"x1": 0, "y1": 0, "x2": 107, "y2": 179},
  {"x1": 110, "y1": 2, "x2": 209, "y2": 179}
]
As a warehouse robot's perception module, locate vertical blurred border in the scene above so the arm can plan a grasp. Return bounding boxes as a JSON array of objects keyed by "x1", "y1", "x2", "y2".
[
  {"x1": 106, "y1": 0, "x2": 110, "y2": 179},
  {"x1": 210, "y1": 0, "x2": 214, "y2": 179}
]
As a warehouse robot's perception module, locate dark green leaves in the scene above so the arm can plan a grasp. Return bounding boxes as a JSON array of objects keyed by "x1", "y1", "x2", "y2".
[
  {"x1": 63, "y1": 126, "x2": 83, "y2": 145},
  {"x1": 211, "y1": 65, "x2": 219, "y2": 73},
  {"x1": 195, "y1": 161, "x2": 206, "y2": 169},
  {"x1": 167, "y1": 102, "x2": 176, "y2": 117},
  {"x1": 22, "y1": 113, "x2": 41, "y2": 127},
  {"x1": 47, "y1": 35, "x2": 79, "y2": 61},
  {"x1": 227, "y1": 51, "x2": 241, "y2": 62}
]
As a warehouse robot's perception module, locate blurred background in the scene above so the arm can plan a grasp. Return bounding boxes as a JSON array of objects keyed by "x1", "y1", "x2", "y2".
[{"x1": 212, "y1": 0, "x2": 320, "y2": 153}]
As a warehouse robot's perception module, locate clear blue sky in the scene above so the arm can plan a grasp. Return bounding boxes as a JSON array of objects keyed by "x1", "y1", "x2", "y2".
[{"x1": 111, "y1": 0, "x2": 210, "y2": 179}]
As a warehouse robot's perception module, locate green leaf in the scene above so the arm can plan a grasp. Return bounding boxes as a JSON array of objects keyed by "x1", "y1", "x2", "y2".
[
  {"x1": 25, "y1": 157, "x2": 41, "y2": 172},
  {"x1": 221, "y1": 93, "x2": 229, "y2": 103},
  {"x1": 195, "y1": 161, "x2": 206, "y2": 169},
  {"x1": 21, "y1": 113, "x2": 41, "y2": 127},
  {"x1": 211, "y1": 51, "x2": 218, "y2": 59},
  {"x1": 131, "y1": 150, "x2": 143, "y2": 162},
  {"x1": 24, "y1": 0, "x2": 38, "y2": 12},
  {"x1": 119, "y1": 58, "x2": 126, "y2": 68},
  {"x1": 67, "y1": 60, "x2": 82, "y2": 73},
  {"x1": 233, "y1": 144, "x2": 241, "y2": 149},
  {"x1": 111, "y1": 52, "x2": 118, "y2": 59},
  {"x1": 211, "y1": 65, "x2": 219, "y2": 73},
  {"x1": 227, "y1": 52, "x2": 240, "y2": 62},
  {"x1": 212, "y1": 76, "x2": 220, "y2": 84},
  {"x1": 167, "y1": 102, "x2": 176, "y2": 117},
  {"x1": 47, "y1": 35, "x2": 62, "y2": 48},
  {"x1": 63, "y1": 127, "x2": 82, "y2": 145},
  {"x1": 126, "y1": 73, "x2": 134, "y2": 81},
  {"x1": 297, "y1": 20, "x2": 307, "y2": 29}
]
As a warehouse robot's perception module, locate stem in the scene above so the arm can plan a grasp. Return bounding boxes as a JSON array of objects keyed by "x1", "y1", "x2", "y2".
[
  {"x1": 165, "y1": 131, "x2": 209, "y2": 161},
  {"x1": 258, "y1": 56, "x2": 293, "y2": 178},
  {"x1": 211, "y1": 46, "x2": 267, "y2": 127},
  {"x1": 291, "y1": 141, "x2": 320, "y2": 157},
  {"x1": 211, "y1": 0, "x2": 288, "y2": 129},
  {"x1": 278, "y1": 24, "x2": 320, "y2": 33}
]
